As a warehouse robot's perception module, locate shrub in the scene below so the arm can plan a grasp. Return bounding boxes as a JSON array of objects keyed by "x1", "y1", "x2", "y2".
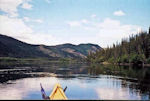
[
  {"x1": 129, "y1": 54, "x2": 145, "y2": 64},
  {"x1": 121, "y1": 55, "x2": 129, "y2": 63},
  {"x1": 147, "y1": 57, "x2": 150, "y2": 64}
]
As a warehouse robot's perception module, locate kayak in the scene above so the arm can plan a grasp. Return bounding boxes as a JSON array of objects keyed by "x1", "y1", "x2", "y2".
[{"x1": 49, "y1": 83, "x2": 68, "y2": 100}]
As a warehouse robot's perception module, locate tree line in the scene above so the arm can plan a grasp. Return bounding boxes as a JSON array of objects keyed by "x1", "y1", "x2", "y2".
[{"x1": 87, "y1": 27, "x2": 150, "y2": 65}]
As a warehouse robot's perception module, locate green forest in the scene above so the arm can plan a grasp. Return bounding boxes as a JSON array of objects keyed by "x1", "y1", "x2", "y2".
[{"x1": 87, "y1": 27, "x2": 150, "y2": 65}]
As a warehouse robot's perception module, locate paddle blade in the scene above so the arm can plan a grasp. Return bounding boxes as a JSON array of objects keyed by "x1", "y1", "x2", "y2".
[
  {"x1": 40, "y1": 83, "x2": 49, "y2": 100},
  {"x1": 64, "y1": 86, "x2": 67, "y2": 92}
]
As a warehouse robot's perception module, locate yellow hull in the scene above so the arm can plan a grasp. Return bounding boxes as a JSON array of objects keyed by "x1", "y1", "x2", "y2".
[{"x1": 49, "y1": 83, "x2": 68, "y2": 100}]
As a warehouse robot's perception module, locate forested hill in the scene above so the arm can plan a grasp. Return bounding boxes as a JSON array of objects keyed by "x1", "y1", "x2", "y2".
[
  {"x1": 0, "y1": 34, "x2": 101, "y2": 59},
  {"x1": 87, "y1": 27, "x2": 150, "y2": 64}
]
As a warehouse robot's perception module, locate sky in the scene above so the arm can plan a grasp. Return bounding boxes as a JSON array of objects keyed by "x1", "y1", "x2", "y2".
[{"x1": 0, "y1": 0, "x2": 150, "y2": 48}]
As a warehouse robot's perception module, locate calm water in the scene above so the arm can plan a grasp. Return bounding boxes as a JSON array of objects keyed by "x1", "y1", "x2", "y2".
[{"x1": 0, "y1": 63, "x2": 150, "y2": 100}]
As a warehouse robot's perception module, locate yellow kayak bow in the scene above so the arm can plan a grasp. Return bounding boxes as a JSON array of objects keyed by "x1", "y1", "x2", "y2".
[{"x1": 49, "y1": 83, "x2": 68, "y2": 100}]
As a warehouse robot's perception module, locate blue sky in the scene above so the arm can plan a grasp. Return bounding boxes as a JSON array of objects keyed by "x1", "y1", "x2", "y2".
[{"x1": 0, "y1": 0, "x2": 150, "y2": 47}]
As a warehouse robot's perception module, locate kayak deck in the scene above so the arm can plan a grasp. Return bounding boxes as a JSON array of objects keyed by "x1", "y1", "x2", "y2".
[{"x1": 49, "y1": 83, "x2": 68, "y2": 100}]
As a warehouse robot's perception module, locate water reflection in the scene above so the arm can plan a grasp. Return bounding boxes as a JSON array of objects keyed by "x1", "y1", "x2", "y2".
[
  {"x1": 0, "y1": 63, "x2": 150, "y2": 100},
  {"x1": 0, "y1": 76, "x2": 148, "y2": 100},
  {"x1": 0, "y1": 77, "x2": 59, "y2": 100},
  {"x1": 96, "y1": 87, "x2": 141, "y2": 100}
]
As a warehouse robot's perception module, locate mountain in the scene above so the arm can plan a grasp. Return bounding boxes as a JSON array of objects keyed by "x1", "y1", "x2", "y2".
[{"x1": 0, "y1": 34, "x2": 102, "y2": 59}]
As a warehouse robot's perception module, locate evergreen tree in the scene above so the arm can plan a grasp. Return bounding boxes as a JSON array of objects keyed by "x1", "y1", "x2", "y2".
[{"x1": 87, "y1": 27, "x2": 150, "y2": 64}]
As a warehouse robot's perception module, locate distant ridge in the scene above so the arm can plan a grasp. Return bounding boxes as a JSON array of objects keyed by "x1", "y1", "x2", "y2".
[{"x1": 0, "y1": 34, "x2": 102, "y2": 59}]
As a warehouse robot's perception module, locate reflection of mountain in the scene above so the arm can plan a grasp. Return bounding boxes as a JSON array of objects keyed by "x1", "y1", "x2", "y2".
[{"x1": 0, "y1": 34, "x2": 101, "y2": 58}]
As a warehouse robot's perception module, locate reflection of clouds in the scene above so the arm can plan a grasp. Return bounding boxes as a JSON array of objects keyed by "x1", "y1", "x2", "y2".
[
  {"x1": 0, "y1": 87, "x2": 23, "y2": 100},
  {"x1": 0, "y1": 76, "x2": 145, "y2": 100},
  {"x1": 63, "y1": 78, "x2": 88, "y2": 89},
  {"x1": 76, "y1": 80, "x2": 87, "y2": 88},
  {"x1": 96, "y1": 88, "x2": 141, "y2": 100},
  {"x1": 0, "y1": 77, "x2": 59, "y2": 100}
]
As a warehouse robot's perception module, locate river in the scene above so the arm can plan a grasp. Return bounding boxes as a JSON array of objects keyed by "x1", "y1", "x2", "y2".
[{"x1": 0, "y1": 63, "x2": 150, "y2": 100}]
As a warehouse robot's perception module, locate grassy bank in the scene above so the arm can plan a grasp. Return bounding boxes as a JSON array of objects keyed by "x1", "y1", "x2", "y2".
[{"x1": 0, "y1": 57, "x2": 83, "y2": 68}]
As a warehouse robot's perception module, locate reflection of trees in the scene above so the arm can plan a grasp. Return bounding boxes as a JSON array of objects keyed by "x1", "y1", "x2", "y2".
[
  {"x1": 135, "y1": 70, "x2": 150, "y2": 98},
  {"x1": 87, "y1": 64, "x2": 150, "y2": 79},
  {"x1": 1, "y1": 62, "x2": 150, "y2": 98},
  {"x1": 88, "y1": 63, "x2": 150, "y2": 99},
  {"x1": 88, "y1": 64, "x2": 150, "y2": 99}
]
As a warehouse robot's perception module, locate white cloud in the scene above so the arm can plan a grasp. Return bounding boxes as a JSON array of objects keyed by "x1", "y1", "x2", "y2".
[
  {"x1": 67, "y1": 17, "x2": 141, "y2": 47},
  {"x1": 81, "y1": 19, "x2": 88, "y2": 24},
  {"x1": 34, "y1": 19, "x2": 43, "y2": 23},
  {"x1": 45, "y1": 0, "x2": 51, "y2": 3},
  {"x1": 67, "y1": 19, "x2": 90, "y2": 28},
  {"x1": 0, "y1": 15, "x2": 33, "y2": 39},
  {"x1": 91, "y1": 14, "x2": 97, "y2": 18},
  {"x1": 67, "y1": 21, "x2": 81, "y2": 27},
  {"x1": 0, "y1": 15, "x2": 57, "y2": 45},
  {"x1": 0, "y1": 0, "x2": 32, "y2": 17},
  {"x1": 23, "y1": 17, "x2": 43, "y2": 23},
  {"x1": 0, "y1": 0, "x2": 22, "y2": 17},
  {"x1": 23, "y1": 17, "x2": 30, "y2": 22},
  {"x1": 0, "y1": 6, "x2": 141, "y2": 48},
  {"x1": 114, "y1": 10, "x2": 125, "y2": 16},
  {"x1": 97, "y1": 18, "x2": 141, "y2": 47},
  {"x1": 2, "y1": 15, "x2": 138, "y2": 48},
  {"x1": 21, "y1": 2, "x2": 32, "y2": 10},
  {"x1": 98, "y1": 18, "x2": 120, "y2": 29},
  {"x1": 28, "y1": 33, "x2": 55, "y2": 45}
]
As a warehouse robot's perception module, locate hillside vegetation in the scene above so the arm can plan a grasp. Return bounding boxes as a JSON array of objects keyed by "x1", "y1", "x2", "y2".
[
  {"x1": 0, "y1": 34, "x2": 101, "y2": 59},
  {"x1": 87, "y1": 27, "x2": 150, "y2": 65}
]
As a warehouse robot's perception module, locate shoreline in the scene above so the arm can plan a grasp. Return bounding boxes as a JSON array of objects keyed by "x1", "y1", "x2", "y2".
[{"x1": 100, "y1": 62, "x2": 150, "y2": 67}]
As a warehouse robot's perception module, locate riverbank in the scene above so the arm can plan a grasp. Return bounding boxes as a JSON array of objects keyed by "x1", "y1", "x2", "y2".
[
  {"x1": 117, "y1": 63, "x2": 150, "y2": 67},
  {"x1": 0, "y1": 57, "x2": 85, "y2": 68},
  {"x1": 99, "y1": 61, "x2": 150, "y2": 67}
]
